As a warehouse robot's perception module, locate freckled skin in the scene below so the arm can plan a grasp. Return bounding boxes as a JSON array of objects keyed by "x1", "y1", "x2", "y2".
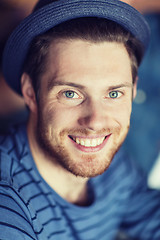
[{"x1": 32, "y1": 39, "x2": 135, "y2": 178}]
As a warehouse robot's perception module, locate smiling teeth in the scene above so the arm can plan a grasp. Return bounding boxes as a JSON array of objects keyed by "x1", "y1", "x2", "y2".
[{"x1": 74, "y1": 137, "x2": 105, "y2": 147}]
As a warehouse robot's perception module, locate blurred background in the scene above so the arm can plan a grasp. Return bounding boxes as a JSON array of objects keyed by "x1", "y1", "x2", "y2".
[
  {"x1": 0, "y1": 0, "x2": 37, "y2": 133},
  {"x1": 121, "y1": 0, "x2": 160, "y2": 190}
]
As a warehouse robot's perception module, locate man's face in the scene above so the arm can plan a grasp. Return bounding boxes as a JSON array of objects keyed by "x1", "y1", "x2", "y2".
[{"x1": 35, "y1": 39, "x2": 135, "y2": 178}]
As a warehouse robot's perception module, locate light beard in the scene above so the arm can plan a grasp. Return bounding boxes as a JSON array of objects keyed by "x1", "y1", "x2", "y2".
[{"x1": 36, "y1": 112, "x2": 129, "y2": 178}]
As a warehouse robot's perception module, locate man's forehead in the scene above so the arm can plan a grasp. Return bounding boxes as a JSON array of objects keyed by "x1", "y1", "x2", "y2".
[
  {"x1": 42, "y1": 40, "x2": 132, "y2": 92},
  {"x1": 48, "y1": 39, "x2": 128, "y2": 66}
]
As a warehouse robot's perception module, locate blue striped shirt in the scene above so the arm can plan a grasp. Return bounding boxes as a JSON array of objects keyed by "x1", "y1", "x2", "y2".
[{"x1": 0, "y1": 125, "x2": 160, "y2": 240}]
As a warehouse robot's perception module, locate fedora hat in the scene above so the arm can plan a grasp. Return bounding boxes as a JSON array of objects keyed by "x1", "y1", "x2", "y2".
[{"x1": 2, "y1": 0, "x2": 150, "y2": 94}]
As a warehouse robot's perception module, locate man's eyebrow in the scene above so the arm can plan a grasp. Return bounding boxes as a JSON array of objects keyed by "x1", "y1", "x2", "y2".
[
  {"x1": 47, "y1": 79, "x2": 133, "y2": 91},
  {"x1": 108, "y1": 83, "x2": 133, "y2": 90},
  {"x1": 47, "y1": 79, "x2": 85, "y2": 91}
]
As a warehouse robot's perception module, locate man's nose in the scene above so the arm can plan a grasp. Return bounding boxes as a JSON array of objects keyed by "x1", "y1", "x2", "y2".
[{"x1": 78, "y1": 99, "x2": 109, "y2": 131}]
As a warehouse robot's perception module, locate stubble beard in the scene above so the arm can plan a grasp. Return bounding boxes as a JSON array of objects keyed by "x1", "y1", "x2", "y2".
[{"x1": 36, "y1": 110, "x2": 130, "y2": 178}]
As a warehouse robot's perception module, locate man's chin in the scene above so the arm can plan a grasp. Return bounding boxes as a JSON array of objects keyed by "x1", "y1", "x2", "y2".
[
  {"x1": 65, "y1": 160, "x2": 111, "y2": 178},
  {"x1": 57, "y1": 150, "x2": 115, "y2": 178}
]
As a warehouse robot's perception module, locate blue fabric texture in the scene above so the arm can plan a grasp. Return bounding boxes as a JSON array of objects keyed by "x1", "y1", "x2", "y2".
[{"x1": 0, "y1": 125, "x2": 160, "y2": 240}]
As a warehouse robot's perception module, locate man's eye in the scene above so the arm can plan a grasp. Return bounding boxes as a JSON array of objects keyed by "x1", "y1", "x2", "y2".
[
  {"x1": 58, "y1": 90, "x2": 83, "y2": 106},
  {"x1": 109, "y1": 91, "x2": 122, "y2": 99},
  {"x1": 64, "y1": 90, "x2": 79, "y2": 99}
]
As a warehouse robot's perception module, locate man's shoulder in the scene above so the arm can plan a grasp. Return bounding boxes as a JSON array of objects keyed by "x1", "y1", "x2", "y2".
[
  {"x1": 0, "y1": 124, "x2": 30, "y2": 184},
  {"x1": 0, "y1": 124, "x2": 27, "y2": 155}
]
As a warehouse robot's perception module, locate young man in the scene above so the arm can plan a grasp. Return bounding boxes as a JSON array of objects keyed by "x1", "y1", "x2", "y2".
[{"x1": 0, "y1": 0, "x2": 160, "y2": 239}]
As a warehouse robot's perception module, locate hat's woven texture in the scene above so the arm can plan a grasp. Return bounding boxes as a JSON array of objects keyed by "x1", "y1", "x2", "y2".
[{"x1": 2, "y1": 0, "x2": 150, "y2": 94}]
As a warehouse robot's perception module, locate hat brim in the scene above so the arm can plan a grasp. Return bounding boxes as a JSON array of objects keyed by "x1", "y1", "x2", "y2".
[{"x1": 2, "y1": 0, "x2": 150, "y2": 94}]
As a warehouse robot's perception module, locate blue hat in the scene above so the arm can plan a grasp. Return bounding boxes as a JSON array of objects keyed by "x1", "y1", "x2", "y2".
[{"x1": 2, "y1": 0, "x2": 150, "y2": 94}]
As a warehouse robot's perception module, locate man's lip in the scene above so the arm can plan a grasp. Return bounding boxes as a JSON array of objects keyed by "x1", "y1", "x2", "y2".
[
  {"x1": 68, "y1": 134, "x2": 111, "y2": 152},
  {"x1": 69, "y1": 135, "x2": 107, "y2": 139}
]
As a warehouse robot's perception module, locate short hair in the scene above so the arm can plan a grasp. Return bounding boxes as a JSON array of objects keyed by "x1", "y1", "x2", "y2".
[{"x1": 23, "y1": 17, "x2": 143, "y2": 100}]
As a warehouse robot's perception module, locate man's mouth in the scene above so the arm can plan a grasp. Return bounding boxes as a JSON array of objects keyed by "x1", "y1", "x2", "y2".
[{"x1": 69, "y1": 136, "x2": 107, "y2": 148}]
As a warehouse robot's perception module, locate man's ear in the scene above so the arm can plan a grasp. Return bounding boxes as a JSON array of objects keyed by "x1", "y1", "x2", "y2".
[
  {"x1": 21, "y1": 73, "x2": 37, "y2": 113},
  {"x1": 132, "y1": 76, "x2": 138, "y2": 100}
]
